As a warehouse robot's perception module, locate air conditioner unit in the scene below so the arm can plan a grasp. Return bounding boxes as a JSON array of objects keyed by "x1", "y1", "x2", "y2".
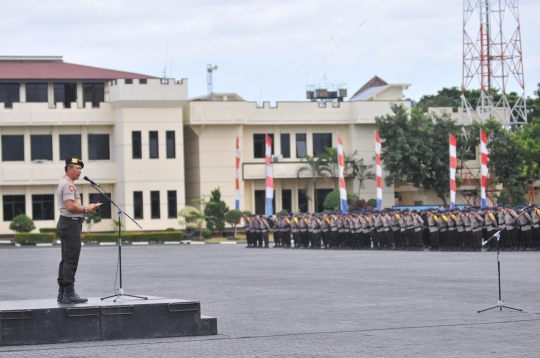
[
  {"x1": 271, "y1": 155, "x2": 283, "y2": 163},
  {"x1": 33, "y1": 159, "x2": 47, "y2": 164}
]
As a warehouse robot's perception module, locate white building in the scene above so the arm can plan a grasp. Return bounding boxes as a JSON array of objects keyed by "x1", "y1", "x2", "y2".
[{"x1": 0, "y1": 56, "x2": 186, "y2": 233}]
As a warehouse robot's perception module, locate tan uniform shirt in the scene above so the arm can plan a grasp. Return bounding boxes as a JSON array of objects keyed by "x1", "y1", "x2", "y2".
[{"x1": 57, "y1": 175, "x2": 83, "y2": 218}]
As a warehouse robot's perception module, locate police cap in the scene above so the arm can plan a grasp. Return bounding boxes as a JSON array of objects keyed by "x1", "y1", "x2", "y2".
[{"x1": 65, "y1": 157, "x2": 84, "y2": 169}]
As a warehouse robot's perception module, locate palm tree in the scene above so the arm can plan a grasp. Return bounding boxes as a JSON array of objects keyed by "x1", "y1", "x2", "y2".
[
  {"x1": 320, "y1": 147, "x2": 359, "y2": 189},
  {"x1": 296, "y1": 154, "x2": 330, "y2": 211},
  {"x1": 353, "y1": 158, "x2": 376, "y2": 199}
]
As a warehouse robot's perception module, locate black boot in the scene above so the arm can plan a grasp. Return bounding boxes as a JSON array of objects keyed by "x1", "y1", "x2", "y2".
[
  {"x1": 62, "y1": 283, "x2": 88, "y2": 304},
  {"x1": 57, "y1": 284, "x2": 64, "y2": 303}
]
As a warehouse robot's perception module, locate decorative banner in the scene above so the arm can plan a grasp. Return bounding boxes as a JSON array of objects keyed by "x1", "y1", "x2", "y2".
[
  {"x1": 265, "y1": 134, "x2": 274, "y2": 216},
  {"x1": 235, "y1": 136, "x2": 240, "y2": 210},
  {"x1": 375, "y1": 131, "x2": 382, "y2": 210},
  {"x1": 337, "y1": 134, "x2": 347, "y2": 213},
  {"x1": 480, "y1": 129, "x2": 488, "y2": 208},
  {"x1": 449, "y1": 134, "x2": 457, "y2": 210}
]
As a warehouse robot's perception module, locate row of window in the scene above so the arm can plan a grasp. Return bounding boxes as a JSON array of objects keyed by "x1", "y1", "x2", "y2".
[
  {"x1": 133, "y1": 191, "x2": 178, "y2": 220},
  {"x1": 3, "y1": 191, "x2": 178, "y2": 221},
  {"x1": 1, "y1": 131, "x2": 177, "y2": 162},
  {"x1": 1, "y1": 134, "x2": 110, "y2": 161},
  {"x1": 253, "y1": 133, "x2": 332, "y2": 159},
  {"x1": 253, "y1": 188, "x2": 334, "y2": 215},
  {"x1": 0, "y1": 82, "x2": 104, "y2": 108},
  {"x1": 132, "y1": 131, "x2": 176, "y2": 159}
]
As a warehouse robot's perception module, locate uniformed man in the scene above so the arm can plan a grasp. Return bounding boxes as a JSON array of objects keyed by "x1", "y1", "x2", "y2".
[
  {"x1": 496, "y1": 203, "x2": 507, "y2": 250},
  {"x1": 426, "y1": 208, "x2": 440, "y2": 251},
  {"x1": 504, "y1": 205, "x2": 519, "y2": 251},
  {"x1": 260, "y1": 216, "x2": 271, "y2": 248},
  {"x1": 470, "y1": 207, "x2": 484, "y2": 251},
  {"x1": 329, "y1": 212, "x2": 338, "y2": 249},
  {"x1": 446, "y1": 208, "x2": 457, "y2": 251},
  {"x1": 517, "y1": 206, "x2": 533, "y2": 251},
  {"x1": 311, "y1": 214, "x2": 323, "y2": 249},
  {"x1": 291, "y1": 213, "x2": 300, "y2": 248},
  {"x1": 254, "y1": 215, "x2": 263, "y2": 248},
  {"x1": 403, "y1": 209, "x2": 415, "y2": 250},
  {"x1": 380, "y1": 210, "x2": 391, "y2": 250},
  {"x1": 282, "y1": 213, "x2": 292, "y2": 248},
  {"x1": 243, "y1": 213, "x2": 252, "y2": 248},
  {"x1": 299, "y1": 213, "x2": 308, "y2": 248},
  {"x1": 321, "y1": 213, "x2": 330, "y2": 249},
  {"x1": 483, "y1": 207, "x2": 498, "y2": 251},
  {"x1": 368, "y1": 209, "x2": 375, "y2": 249},
  {"x1": 438, "y1": 209, "x2": 448, "y2": 251},
  {"x1": 272, "y1": 215, "x2": 281, "y2": 248},
  {"x1": 398, "y1": 209, "x2": 408, "y2": 250},
  {"x1": 389, "y1": 209, "x2": 401, "y2": 250},
  {"x1": 454, "y1": 207, "x2": 465, "y2": 251},
  {"x1": 463, "y1": 208, "x2": 472, "y2": 251},
  {"x1": 57, "y1": 157, "x2": 100, "y2": 304},
  {"x1": 410, "y1": 210, "x2": 424, "y2": 251}
]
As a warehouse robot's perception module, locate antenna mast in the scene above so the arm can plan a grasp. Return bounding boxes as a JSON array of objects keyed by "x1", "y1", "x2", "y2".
[
  {"x1": 461, "y1": 0, "x2": 526, "y2": 124},
  {"x1": 207, "y1": 64, "x2": 218, "y2": 100}
]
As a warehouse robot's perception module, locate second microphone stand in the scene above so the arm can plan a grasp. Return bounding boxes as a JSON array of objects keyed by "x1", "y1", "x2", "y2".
[
  {"x1": 477, "y1": 206, "x2": 532, "y2": 313},
  {"x1": 88, "y1": 183, "x2": 147, "y2": 302}
]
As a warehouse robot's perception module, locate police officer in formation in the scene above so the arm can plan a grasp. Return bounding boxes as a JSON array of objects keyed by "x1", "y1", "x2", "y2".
[{"x1": 243, "y1": 204, "x2": 540, "y2": 252}]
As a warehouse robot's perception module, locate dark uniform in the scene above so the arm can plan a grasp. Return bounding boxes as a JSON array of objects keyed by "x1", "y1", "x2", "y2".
[
  {"x1": 281, "y1": 215, "x2": 291, "y2": 248},
  {"x1": 504, "y1": 206, "x2": 519, "y2": 251},
  {"x1": 532, "y1": 206, "x2": 540, "y2": 251},
  {"x1": 272, "y1": 216, "x2": 281, "y2": 247},
  {"x1": 470, "y1": 209, "x2": 484, "y2": 251},
  {"x1": 411, "y1": 210, "x2": 424, "y2": 250},
  {"x1": 426, "y1": 209, "x2": 440, "y2": 251},
  {"x1": 57, "y1": 157, "x2": 88, "y2": 304},
  {"x1": 517, "y1": 206, "x2": 533, "y2": 251},
  {"x1": 243, "y1": 215, "x2": 252, "y2": 248},
  {"x1": 291, "y1": 215, "x2": 300, "y2": 248}
]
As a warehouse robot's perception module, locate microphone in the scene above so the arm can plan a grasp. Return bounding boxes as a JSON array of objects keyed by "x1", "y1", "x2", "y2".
[{"x1": 83, "y1": 176, "x2": 99, "y2": 186}]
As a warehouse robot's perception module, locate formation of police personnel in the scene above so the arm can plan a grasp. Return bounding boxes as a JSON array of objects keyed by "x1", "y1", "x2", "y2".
[{"x1": 241, "y1": 203, "x2": 540, "y2": 252}]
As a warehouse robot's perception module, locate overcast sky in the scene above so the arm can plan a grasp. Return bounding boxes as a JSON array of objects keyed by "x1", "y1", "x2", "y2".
[{"x1": 2, "y1": 0, "x2": 539, "y2": 103}]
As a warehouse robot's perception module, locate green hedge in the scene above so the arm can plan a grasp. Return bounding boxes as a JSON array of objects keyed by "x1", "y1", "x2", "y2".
[
  {"x1": 15, "y1": 233, "x2": 55, "y2": 245},
  {"x1": 39, "y1": 228, "x2": 57, "y2": 233},
  {"x1": 82, "y1": 231, "x2": 183, "y2": 243}
]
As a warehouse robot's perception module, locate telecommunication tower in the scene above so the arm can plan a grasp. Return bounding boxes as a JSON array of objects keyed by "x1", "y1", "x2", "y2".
[
  {"x1": 461, "y1": 0, "x2": 526, "y2": 124},
  {"x1": 207, "y1": 64, "x2": 218, "y2": 99}
]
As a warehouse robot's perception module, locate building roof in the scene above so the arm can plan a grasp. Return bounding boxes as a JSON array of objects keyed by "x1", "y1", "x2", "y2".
[
  {"x1": 0, "y1": 56, "x2": 156, "y2": 80},
  {"x1": 351, "y1": 76, "x2": 389, "y2": 98},
  {"x1": 349, "y1": 76, "x2": 410, "y2": 101}
]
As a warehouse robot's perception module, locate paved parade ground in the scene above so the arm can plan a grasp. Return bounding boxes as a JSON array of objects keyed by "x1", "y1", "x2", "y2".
[{"x1": 1, "y1": 244, "x2": 540, "y2": 357}]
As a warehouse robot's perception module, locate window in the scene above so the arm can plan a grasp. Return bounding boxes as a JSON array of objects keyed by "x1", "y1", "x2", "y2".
[
  {"x1": 32, "y1": 194, "x2": 55, "y2": 220},
  {"x1": 59, "y1": 135, "x2": 81, "y2": 160},
  {"x1": 3, "y1": 195, "x2": 25, "y2": 221},
  {"x1": 313, "y1": 133, "x2": 332, "y2": 156},
  {"x1": 125, "y1": 79, "x2": 133, "y2": 84},
  {"x1": 151, "y1": 191, "x2": 160, "y2": 219},
  {"x1": 280, "y1": 133, "x2": 290, "y2": 158},
  {"x1": 139, "y1": 79, "x2": 147, "y2": 84},
  {"x1": 149, "y1": 131, "x2": 159, "y2": 159},
  {"x1": 53, "y1": 83, "x2": 77, "y2": 108},
  {"x1": 166, "y1": 131, "x2": 175, "y2": 159},
  {"x1": 82, "y1": 83, "x2": 105, "y2": 108},
  {"x1": 0, "y1": 83, "x2": 20, "y2": 108},
  {"x1": 298, "y1": 189, "x2": 308, "y2": 213},
  {"x1": 31, "y1": 135, "x2": 52, "y2": 161},
  {"x1": 281, "y1": 189, "x2": 292, "y2": 213},
  {"x1": 316, "y1": 189, "x2": 333, "y2": 213},
  {"x1": 253, "y1": 134, "x2": 274, "y2": 159},
  {"x1": 2, "y1": 135, "x2": 24, "y2": 161},
  {"x1": 88, "y1": 134, "x2": 110, "y2": 160},
  {"x1": 134, "y1": 192, "x2": 143, "y2": 219},
  {"x1": 89, "y1": 193, "x2": 112, "y2": 219},
  {"x1": 296, "y1": 133, "x2": 307, "y2": 158},
  {"x1": 26, "y1": 83, "x2": 48, "y2": 103},
  {"x1": 254, "y1": 190, "x2": 275, "y2": 215},
  {"x1": 132, "y1": 131, "x2": 142, "y2": 159},
  {"x1": 167, "y1": 190, "x2": 177, "y2": 218}
]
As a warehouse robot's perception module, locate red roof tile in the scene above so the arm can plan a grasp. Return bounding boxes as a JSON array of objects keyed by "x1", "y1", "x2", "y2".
[{"x1": 0, "y1": 60, "x2": 157, "y2": 80}]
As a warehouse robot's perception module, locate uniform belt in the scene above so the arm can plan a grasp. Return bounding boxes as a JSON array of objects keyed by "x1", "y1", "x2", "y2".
[{"x1": 61, "y1": 216, "x2": 83, "y2": 223}]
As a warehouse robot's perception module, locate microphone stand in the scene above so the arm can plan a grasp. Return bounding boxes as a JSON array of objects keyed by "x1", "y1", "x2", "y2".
[
  {"x1": 87, "y1": 182, "x2": 147, "y2": 302},
  {"x1": 477, "y1": 205, "x2": 533, "y2": 313}
]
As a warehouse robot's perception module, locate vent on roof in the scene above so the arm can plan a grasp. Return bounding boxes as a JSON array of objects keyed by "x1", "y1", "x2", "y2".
[{"x1": 306, "y1": 76, "x2": 347, "y2": 104}]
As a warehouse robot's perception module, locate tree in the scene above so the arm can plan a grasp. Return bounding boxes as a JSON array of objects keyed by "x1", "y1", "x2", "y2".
[
  {"x1": 178, "y1": 206, "x2": 207, "y2": 240},
  {"x1": 224, "y1": 210, "x2": 243, "y2": 238},
  {"x1": 322, "y1": 190, "x2": 356, "y2": 211},
  {"x1": 9, "y1": 214, "x2": 35, "y2": 233},
  {"x1": 320, "y1": 147, "x2": 358, "y2": 189},
  {"x1": 204, "y1": 187, "x2": 229, "y2": 235},
  {"x1": 296, "y1": 154, "x2": 330, "y2": 211},
  {"x1": 352, "y1": 158, "x2": 376, "y2": 199},
  {"x1": 83, "y1": 211, "x2": 101, "y2": 233},
  {"x1": 464, "y1": 118, "x2": 528, "y2": 204},
  {"x1": 375, "y1": 104, "x2": 463, "y2": 205}
]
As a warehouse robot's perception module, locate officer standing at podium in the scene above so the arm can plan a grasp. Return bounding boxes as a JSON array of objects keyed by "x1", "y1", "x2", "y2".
[{"x1": 57, "y1": 157, "x2": 100, "y2": 304}]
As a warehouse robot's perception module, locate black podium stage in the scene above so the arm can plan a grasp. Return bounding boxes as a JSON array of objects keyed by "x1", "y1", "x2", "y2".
[{"x1": 0, "y1": 296, "x2": 217, "y2": 346}]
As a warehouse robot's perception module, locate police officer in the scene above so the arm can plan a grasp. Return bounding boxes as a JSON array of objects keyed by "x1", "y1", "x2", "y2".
[
  {"x1": 426, "y1": 208, "x2": 440, "y2": 251},
  {"x1": 282, "y1": 214, "x2": 292, "y2": 248},
  {"x1": 260, "y1": 216, "x2": 271, "y2": 248},
  {"x1": 272, "y1": 215, "x2": 281, "y2": 248},
  {"x1": 517, "y1": 206, "x2": 533, "y2": 251},
  {"x1": 532, "y1": 205, "x2": 540, "y2": 251},
  {"x1": 469, "y1": 207, "x2": 484, "y2": 251},
  {"x1": 504, "y1": 205, "x2": 519, "y2": 251},
  {"x1": 57, "y1": 157, "x2": 100, "y2": 304},
  {"x1": 454, "y1": 207, "x2": 465, "y2": 251},
  {"x1": 483, "y1": 207, "x2": 498, "y2": 251},
  {"x1": 291, "y1": 213, "x2": 300, "y2": 248},
  {"x1": 411, "y1": 210, "x2": 424, "y2": 251},
  {"x1": 243, "y1": 213, "x2": 252, "y2": 248}
]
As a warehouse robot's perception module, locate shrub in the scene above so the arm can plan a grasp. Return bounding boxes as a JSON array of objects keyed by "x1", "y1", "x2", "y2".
[
  {"x1": 277, "y1": 209, "x2": 289, "y2": 215},
  {"x1": 366, "y1": 199, "x2": 377, "y2": 208},
  {"x1": 202, "y1": 228, "x2": 212, "y2": 239},
  {"x1": 323, "y1": 190, "x2": 356, "y2": 211},
  {"x1": 81, "y1": 231, "x2": 183, "y2": 243},
  {"x1": 165, "y1": 227, "x2": 176, "y2": 231},
  {"x1": 10, "y1": 214, "x2": 36, "y2": 233},
  {"x1": 15, "y1": 233, "x2": 54, "y2": 245},
  {"x1": 39, "y1": 228, "x2": 57, "y2": 233}
]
